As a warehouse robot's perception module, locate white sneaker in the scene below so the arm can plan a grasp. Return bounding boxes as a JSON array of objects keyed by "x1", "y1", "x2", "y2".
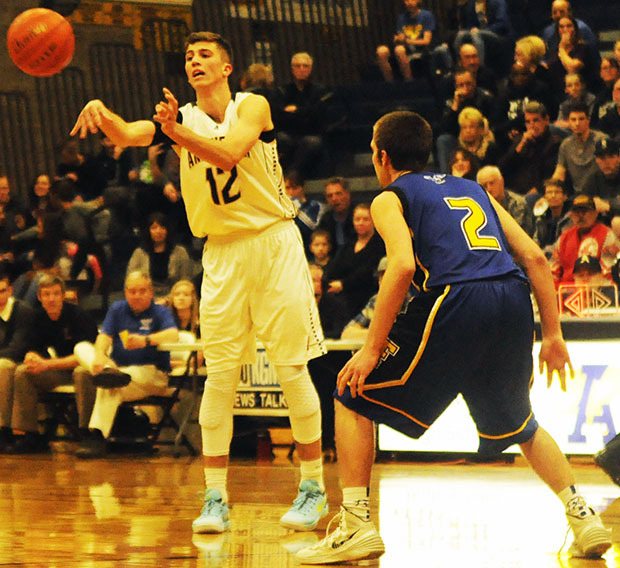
[
  {"x1": 295, "y1": 506, "x2": 385, "y2": 565},
  {"x1": 566, "y1": 497, "x2": 611, "y2": 558},
  {"x1": 280, "y1": 479, "x2": 329, "y2": 531}
]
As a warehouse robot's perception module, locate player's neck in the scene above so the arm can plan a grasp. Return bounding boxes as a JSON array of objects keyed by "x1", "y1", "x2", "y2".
[{"x1": 196, "y1": 83, "x2": 232, "y2": 122}]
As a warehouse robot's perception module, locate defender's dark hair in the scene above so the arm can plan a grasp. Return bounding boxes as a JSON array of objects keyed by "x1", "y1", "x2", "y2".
[
  {"x1": 374, "y1": 111, "x2": 433, "y2": 172},
  {"x1": 185, "y1": 32, "x2": 233, "y2": 65}
]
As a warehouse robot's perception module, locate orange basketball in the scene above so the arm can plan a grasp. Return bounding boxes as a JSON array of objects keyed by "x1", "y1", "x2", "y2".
[{"x1": 7, "y1": 8, "x2": 75, "y2": 77}]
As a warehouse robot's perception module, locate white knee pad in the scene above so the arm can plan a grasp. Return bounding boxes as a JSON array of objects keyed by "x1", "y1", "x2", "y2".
[
  {"x1": 199, "y1": 367, "x2": 241, "y2": 456},
  {"x1": 275, "y1": 365, "x2": 321, "y2": 445}
]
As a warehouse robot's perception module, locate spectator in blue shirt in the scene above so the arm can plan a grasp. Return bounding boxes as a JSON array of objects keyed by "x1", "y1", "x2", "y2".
[
  {"x1": 376, "y1": 0, "x2": 436, "y2": 82},
  {"x1": 74, "y1": 270, "x2": 178, "y2": 458}
]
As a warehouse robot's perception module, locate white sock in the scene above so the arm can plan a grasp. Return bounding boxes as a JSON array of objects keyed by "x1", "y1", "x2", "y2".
[
  {"x1": 558, "y1": 485, "x2": 591, "y2": 517},
  {"x1": 300, "y1": 458, "x2": 325, "y2": 492},
  {"x1": 204, "y1": 467, "x2": 228, "y2": 503},
  {"x1": 343, "y1": 486, "x2": 370, "y2": 521}
]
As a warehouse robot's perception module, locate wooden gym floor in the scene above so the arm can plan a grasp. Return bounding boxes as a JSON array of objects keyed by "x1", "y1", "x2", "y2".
[{"x1": 2, "y1": 444, "x2": 620, "y2": 567}]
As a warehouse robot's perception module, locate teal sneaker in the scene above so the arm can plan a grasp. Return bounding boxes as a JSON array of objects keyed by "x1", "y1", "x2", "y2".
[
  {"x1": 280, "y1": 479, "x2": 328, "y2": 531},
  {"x1": 192, "y1": 489, "x2": 230, "y2": 534}
]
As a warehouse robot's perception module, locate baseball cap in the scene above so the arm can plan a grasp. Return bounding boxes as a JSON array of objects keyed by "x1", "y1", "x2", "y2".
[
  {"x1": 594, "y1": 137, "x2": 620, "y2": 157},
  {"x1": 570, "y1": 194, "x2": 596, "y2": 211},
  {"x1": 573, "y1": 255, "x2": 602, "y2": 274}
]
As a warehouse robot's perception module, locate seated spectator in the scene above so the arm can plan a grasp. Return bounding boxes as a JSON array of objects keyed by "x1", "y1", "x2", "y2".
[
  {"x1": 4, "y1": 275, "x2": 98, "y2": 453},
  {"x1": 550, "y1": 194, "x2": 620, "y2": 284},
  {"x1": 127, "y1": 212, "x2": 193, "y2": 298},
  {"x1": 0, "y1": 271, "x2": 35, "y2": 450},
  {"x1": 545, "y1": 16, "x2": 601, "y2": 106},
  {"x1": 285, "y1": 171, "x2": 326, "y2": 254},
  {"x1": 453, "y1": 0, "x2": 513, "y2": 72},
  {"x1": 323, "y1": 203, "x2": 386, "y2": 320},
  {"x1": 592, "y1": 57, "x2": 620, "y2": 125},
  {"x1": 439, "y1": 43, "x2": 498, "y2": 102},
  {"x1": 449, "y1": 147, "x2": 481, "y2": 180},
  {"x1": 55, "y1": 138, "x2": 106, "y2": 202},
  {"x1": 163, "y1": 278, "x2": 201, "y2": 372},
  {"x1": 306, "y1": 263, "x2": 350, "y2": 461},
  {"x1": 308, "y1": 229, "x2": 332, "y2": 268},
  {"x1": 553, "y1": 72, "x2": 596, "y2": 132},
  {"x1": 598, "y1": 78, "x2": 620, "y2": 140},
  {"x1": 582, "y1": 138, "x2": 620, "y2": 227},
  {"x1": 499, "y1": 101, "x2": 563, "y2": 199},
  {"x1": 26, "y1": 173, "x2": 55, "y2": 224},
  {"x1": 494, "y1": 61, "x2": 554, "y2": 148},
  {"x1": 240, "y1": 63, "x2": 278, "y2": 118},
  {"x1": 376, "y1": 0, "x2": 436, "y2": 83},
  {"x1": 95, "y1": 135, "x2": 134, "y2": 190},
  {"x1": 456, "y1": 107, "x2": 500, "y2": 167},
  {"x1": 514, "y1": 35, "x2": 551, "y2": 86},
  {"x1": 477, "y1": 165, "x2": 534, "y2": 235},
  {"x1": 74, "y1": 271, "x2": 179, "y2": 458},
  {"x1": 553, "y1": 101, "x2": 606, "y2": 194},
  {"x1": 532, "y1": 178, "x2": 573, "y2": 257},
  {"x1": 541, "y1": 0, "x2": 597, "y2": 55},
  {"x1": 436, "y1": 68, "x2": 495, "y2": 172},
  {"x1": 317, "y1": 177, "x2": 355, "y2": 252},
  {"x1": 572, "y1": 255, "x2": 612, "y2": 286},
  {"x1": 273, "y1": 52, "x2": 332, "y2": 179}
]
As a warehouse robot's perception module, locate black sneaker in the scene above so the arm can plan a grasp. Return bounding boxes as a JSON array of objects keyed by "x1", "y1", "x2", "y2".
[
  {"x1": 92, "y1": 369, "x2": 131, "y2": 388},
  {"x1": 5, "y1": 433, "x2": 49, "y2": 454},
  {"x1": 76, "y1": 430, "x2": 107, "y2": 459}
]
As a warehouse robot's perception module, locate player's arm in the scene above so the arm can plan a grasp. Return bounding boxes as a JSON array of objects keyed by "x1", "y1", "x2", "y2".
[
  {"x1": 70, "y1": 99, "x2": 155, "y2": 147},
  {"x1": 154, "y1": 88, "x2": 270, "y2": 171},
  {"x1": 337, "y1": 191, "x2": 415, "y2": 397},
  {"x1": 489, "y1": 196, "x2": 573, "y2": 390}
]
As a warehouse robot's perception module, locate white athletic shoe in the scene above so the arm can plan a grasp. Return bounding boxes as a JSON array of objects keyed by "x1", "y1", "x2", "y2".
[
  {"x1": 566, "y1": 497, "x2": 611, "y2": 558},
  {"x1": 295, "y1": 506, "x2": 385, "y2": 565},
  {"x1": 280, "y1": 479, "x2": 329, "y2": 531},
  {"x1": 192, "y1": 489, "x2": 230, "y2": 534}
]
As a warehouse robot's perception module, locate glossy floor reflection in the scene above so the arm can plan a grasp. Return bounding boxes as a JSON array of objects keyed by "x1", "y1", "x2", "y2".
[{"x1": 1, "y1": 448, "x2": 620, "y2": 567}]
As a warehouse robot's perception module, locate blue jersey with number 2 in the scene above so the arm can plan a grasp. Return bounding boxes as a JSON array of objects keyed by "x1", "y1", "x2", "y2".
[{"x1": 386, "y1": 173, "x2": 525, "y2": 291}]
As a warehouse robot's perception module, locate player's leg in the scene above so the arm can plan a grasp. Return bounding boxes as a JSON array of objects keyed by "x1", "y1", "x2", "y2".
[
  {"x1": 193, "y1": 238, "x2": 254, "y2": 534},
  {"x1": 520, "y1": 427, "x2": 611, "y2": 558},
  {"x1": 295, "y1": 401, "x2": 385, "y2": 565},
  {"x1": 464, "y1": 277, "x2": 611, "y2": 559},
  {"x1": 251, "y1": 223, "x2": 328, "y2": 530}
]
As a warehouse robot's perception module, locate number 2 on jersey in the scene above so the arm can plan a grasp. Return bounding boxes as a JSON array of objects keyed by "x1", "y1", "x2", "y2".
[
  {"x1": 206, "y1": 166, "x2": 240, "y2": 205},
  {"x1": 443, "y1": 196, "x2": 501, "y2": 250}
]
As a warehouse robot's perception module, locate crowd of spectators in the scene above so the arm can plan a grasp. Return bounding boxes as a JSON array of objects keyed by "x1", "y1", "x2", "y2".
[{"x1": 0, "y1": 0, "x2": 619, "y2": 460}]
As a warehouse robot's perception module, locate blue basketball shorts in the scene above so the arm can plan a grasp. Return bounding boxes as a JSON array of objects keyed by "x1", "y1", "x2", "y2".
[{"x1": 335, "y1": 276, "x2": 538, "y2": 455}]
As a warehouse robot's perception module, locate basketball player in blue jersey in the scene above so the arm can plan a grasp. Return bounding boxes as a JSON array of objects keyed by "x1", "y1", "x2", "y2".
[
  {"x1": 71, "y1": 32, "x2": 329, "y2": 535},
  {"x1": 296, "y1": 111, "x2": 612, "y2": 564}
]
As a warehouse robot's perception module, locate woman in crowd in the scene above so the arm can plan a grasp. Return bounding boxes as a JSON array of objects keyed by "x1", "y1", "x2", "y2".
[
  {"x1": 449, "y1": 147, "x2": 481, "y2": 180},
  {"x1": 546, "y1": 16, "x2": 601, "y2": 105},
  {"x1": 127, "y1": 212, "x2": 193, "y2": 297},
  {"x1": 323, "y1": 203, "x2": 385, "y2": 320},
  {"x1": 456, "y1": 107, "x2": 499, "y2": 166}
]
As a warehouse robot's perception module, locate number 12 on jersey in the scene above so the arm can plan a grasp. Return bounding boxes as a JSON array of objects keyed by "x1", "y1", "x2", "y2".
[{"x1": 206, "y1": 166, "x2": 240, "y2": 205}]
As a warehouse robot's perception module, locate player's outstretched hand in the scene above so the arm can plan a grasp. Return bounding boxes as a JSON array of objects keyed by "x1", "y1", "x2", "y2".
[
  {"x1": 539, "y1": 335, "x2": 574, "y2": 391},
  {"x1": 337, "y1": 346, "x2": 380, "y2": 398},
  {"x1": 70, "y1": 99, "x2": 111, "y2": 138},
  {"x1": 153, "y1": 87, "x2": 179, "y2": 135}
]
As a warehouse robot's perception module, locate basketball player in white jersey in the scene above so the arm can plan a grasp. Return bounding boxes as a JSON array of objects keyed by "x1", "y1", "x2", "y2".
[{"x1": 71, "y1": 31, "x2": 329, "y2": 534}]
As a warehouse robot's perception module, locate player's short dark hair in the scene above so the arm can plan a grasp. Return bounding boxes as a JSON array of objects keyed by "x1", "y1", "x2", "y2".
[
  {"x1": 185, "y1": 32, "x2": 233, "y2": 65},
  {"x1": 374, "y1": 111, "x2": 433, "y2": 172}
]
